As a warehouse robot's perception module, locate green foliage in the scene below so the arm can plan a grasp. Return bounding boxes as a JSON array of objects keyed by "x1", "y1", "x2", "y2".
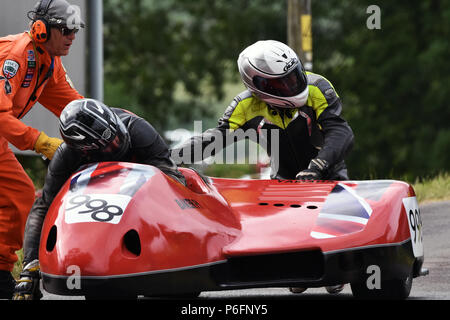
[
  {"x1": 204, "y1": 163, "x2": 259, "y2": 178},
  {"x1": 103, "y1": 0, "x2": 286, "y2": 132},
  {"x1": 413, "y1": 172, "x2": 450, "y2": 204},
  {"x1": 16, "y1": 155, "x2": 47, "y2": 189},
  {"x1": 312, "y1": 0, "x2": 450, "y2": 179},
  {"x1": 103, "y1": 0, "x2": 448, "y2": 179},
  {"x1": 13, "y1": 249, "x2": 23, "y2": 280}
]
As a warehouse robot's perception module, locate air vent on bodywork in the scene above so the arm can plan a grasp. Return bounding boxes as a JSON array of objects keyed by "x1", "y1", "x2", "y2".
[
  {"x1": 258, "y1": 202, "x2": 317, "y2": 209},
  {"x1": 122, "y1": 229, "x2": 141, "y2": 257},
  {"x1": 46, "y1": 225, "x2": 57, "y2": 252}
]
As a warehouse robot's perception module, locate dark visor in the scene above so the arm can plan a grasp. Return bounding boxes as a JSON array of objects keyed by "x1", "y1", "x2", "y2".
[
  {"x1": 59, "y1": 27, "x2": 79, "y2": 36},
  {"x1": 98, "y1": 122, "x2": 130, "y2": 160},
  {"x1": 253, "y1": 65, "x2": 307, "y2": 97}
]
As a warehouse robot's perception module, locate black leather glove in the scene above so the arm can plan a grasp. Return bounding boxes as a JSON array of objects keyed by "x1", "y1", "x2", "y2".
[
  {"x1": 296, "y1": 158, "x2": 329, "y2": 180},
  {"x1": 12, "y1": 260, "x2": 42, "y2": 300}
]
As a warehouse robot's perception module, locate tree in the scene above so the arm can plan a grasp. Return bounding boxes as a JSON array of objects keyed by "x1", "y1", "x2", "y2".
[
  {"x1": 312, "y1": 0, "x2": 450, "y2": 179},
  {"x1": 103, "y1": 0, "x2": 286, "y2": 132},
  {"x1": 103, "y1": 0, "x2": 449, "y2": 179}
]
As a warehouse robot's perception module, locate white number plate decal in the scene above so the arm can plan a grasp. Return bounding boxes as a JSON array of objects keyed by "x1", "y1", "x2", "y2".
[
  {"x1": 64, "y1": 194, "x2": 132, "y2": 224},
  {"x1": 402, "y1": 196, "x2": 424, "y2": 257}
]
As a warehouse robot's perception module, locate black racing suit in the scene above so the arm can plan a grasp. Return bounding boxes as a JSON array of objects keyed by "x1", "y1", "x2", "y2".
[
  {"x1": 172, "y1": 72, "x2": 354, "y2": 180},
  {"x1": 22, "y1": 108, "x2": 185, "y2": 265}
]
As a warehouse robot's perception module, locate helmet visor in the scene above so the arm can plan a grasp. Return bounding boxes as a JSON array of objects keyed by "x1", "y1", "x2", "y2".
[
  {"x1": 253, "y1": 65, "x2": 307, "y2": 97},
  {"x1": 98, "y1": 118, "x2": 130, "y2": 159},
  {"x1": 102, "y1": 134, "x2": 121, "y2": 155}
]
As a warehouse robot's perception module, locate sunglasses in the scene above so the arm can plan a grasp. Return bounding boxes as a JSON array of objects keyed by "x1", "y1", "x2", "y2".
[{"x1": 58, "y1": 27, "x2": 79, "y2": 36}]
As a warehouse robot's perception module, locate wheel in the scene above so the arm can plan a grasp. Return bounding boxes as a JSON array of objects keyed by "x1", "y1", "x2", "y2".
[
  {"x1": 350, "y1": 271, "x2": 413, "y2": 300},
  {"x1": 325, "y1": 284, "x2": 345, "y2": 294},
  {"x1": 289, "y1": 287, "x2": 307, "y2": 294}
]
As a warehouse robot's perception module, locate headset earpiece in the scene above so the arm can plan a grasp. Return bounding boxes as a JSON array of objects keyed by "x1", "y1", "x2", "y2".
[
  {"x1": 31, "y1": 19, "x2": 50, "y2": 43},
  {"x1": 30, "y1": 0, "x2": 53, "y2": 43}
]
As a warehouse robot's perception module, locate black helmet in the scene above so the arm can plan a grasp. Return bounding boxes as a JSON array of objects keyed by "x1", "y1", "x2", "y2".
[{"x1": 59, "y1": 98, "x2": 130, "y2": 158}]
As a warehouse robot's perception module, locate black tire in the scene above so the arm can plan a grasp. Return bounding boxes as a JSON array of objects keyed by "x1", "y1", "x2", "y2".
[{"x1": 350, "y1": 270, "x2": 413, "y2": 300}]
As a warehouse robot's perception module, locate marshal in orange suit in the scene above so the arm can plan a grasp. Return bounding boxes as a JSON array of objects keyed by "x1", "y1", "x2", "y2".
[{"x1": 0, "y1": 0, "x2": 84, "y2": 298}]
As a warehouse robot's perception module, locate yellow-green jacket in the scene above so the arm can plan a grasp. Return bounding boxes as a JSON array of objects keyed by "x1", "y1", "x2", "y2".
[{"x1": 174, "y1": 72, "x2": 354, "y2": 179}]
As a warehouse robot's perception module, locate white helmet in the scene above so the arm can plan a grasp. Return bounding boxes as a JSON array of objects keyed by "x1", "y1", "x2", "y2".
[{"x1": 238, "y1": 40, "x2": 309, "y2": 108}]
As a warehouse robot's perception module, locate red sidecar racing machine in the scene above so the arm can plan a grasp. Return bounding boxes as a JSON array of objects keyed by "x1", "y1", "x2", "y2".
[{"x1": 39, "y1": 162, "x2": 426, "y2": 299}]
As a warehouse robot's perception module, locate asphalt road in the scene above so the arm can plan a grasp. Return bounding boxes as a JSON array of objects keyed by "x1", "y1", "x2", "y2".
[{"x1": 42, "y1": 200, "x2": 450, "y2": 301}]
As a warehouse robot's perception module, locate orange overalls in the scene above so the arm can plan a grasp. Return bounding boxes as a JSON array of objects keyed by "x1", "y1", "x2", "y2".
[{"x1": 0, "y1": 32, "x2": 83, "y2": 271}]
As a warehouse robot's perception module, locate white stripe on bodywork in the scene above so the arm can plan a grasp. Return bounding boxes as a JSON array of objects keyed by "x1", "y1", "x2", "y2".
[
  {"x1": 317, "y1": 213, "x2": 369, "y2": 225},
  {"x1": 310, "y1": 231, "x2": 336, "y2": 239},
  {"x1": 338, "y1": 183, "x2": 373, "y2": 217},
  {"x1": 70, "y1": 163, "x2": 99, "y2": 195}
]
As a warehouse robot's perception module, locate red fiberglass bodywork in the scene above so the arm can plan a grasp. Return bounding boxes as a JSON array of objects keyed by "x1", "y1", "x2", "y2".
[{"x1": 39, "y1": 162, "x2": 425, "y2": 298}]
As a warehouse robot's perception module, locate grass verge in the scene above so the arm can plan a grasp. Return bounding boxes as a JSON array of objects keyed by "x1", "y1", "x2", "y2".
[{"x1": 413, "y1": 172, "x2": 450, "y2": 204}]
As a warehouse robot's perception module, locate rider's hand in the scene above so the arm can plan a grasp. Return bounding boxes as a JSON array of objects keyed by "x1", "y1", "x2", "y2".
[
  {"x1": 296, "y1": 158, "x2": 328, "y2": 180},
  {"x1": 34, "y1": 131, "x2": 63, "y2": 160},
  {"x1": 12, "y1": 260, "x2": 42, "y2": 300}
]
